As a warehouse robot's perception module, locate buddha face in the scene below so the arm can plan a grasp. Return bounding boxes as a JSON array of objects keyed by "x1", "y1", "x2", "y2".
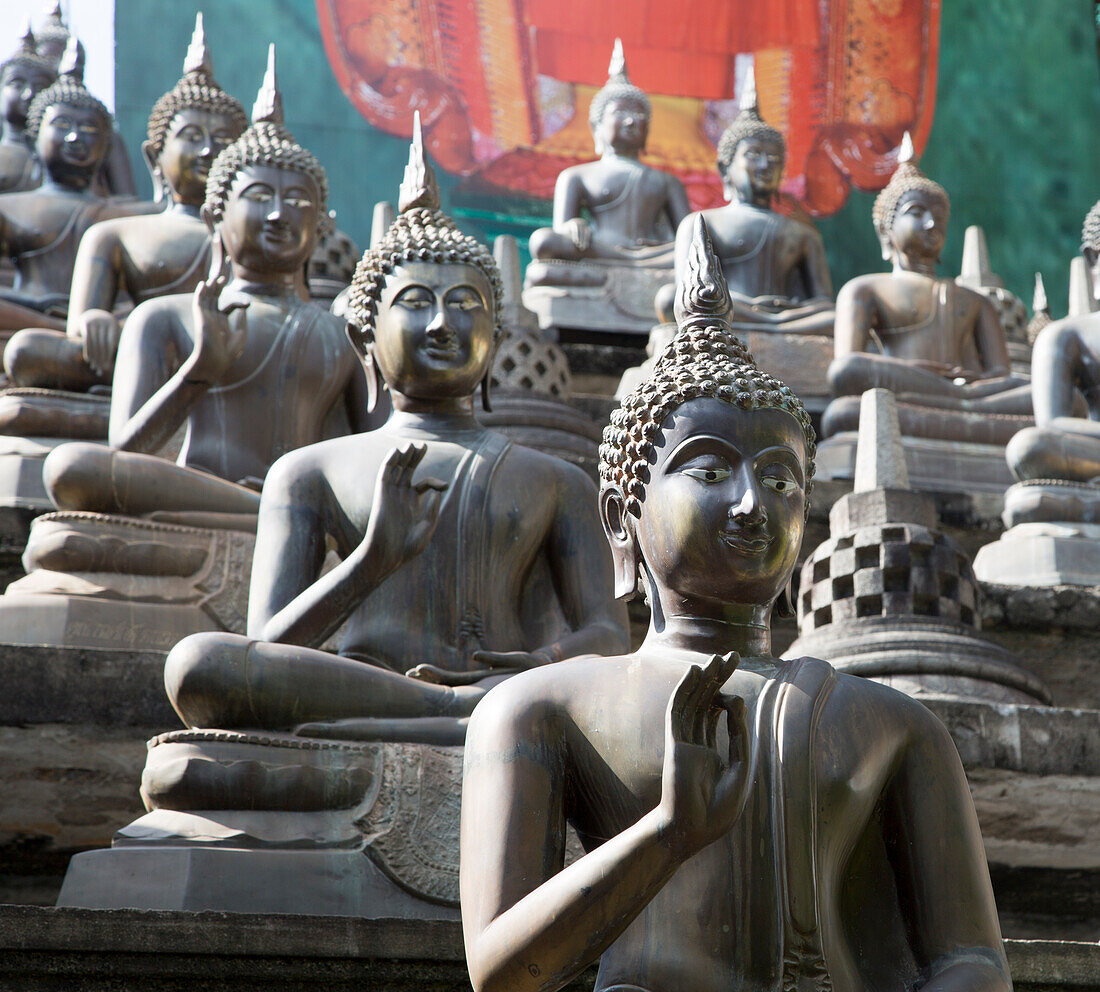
[
  {"x1": 370, "y1": 261, "x2": 495, "y2": 401},
  {"x1": 612, "y1": 398, "x2": 806, "y2": 613},
  {"x1": 217, "y1": 163, "x2": 320, "y2": 275},
  {"x1": 35, "y1": 101, "x2": 110, "y2": 182},
  {"x1": 0, "y1": 64, "x2": 54, "y2": 130},
  {"x1": 724, "y1": 135, "x2": 784, "y2": 204},
  {"x1": 594, "y1": 97, "x2": 649, "y2": 156},
  {"x1": 888, "y1": 189, "x2": 948, "y2": 264},
  {"x1": 157, "y1": 107, "x2": 241, "y2": 206}
]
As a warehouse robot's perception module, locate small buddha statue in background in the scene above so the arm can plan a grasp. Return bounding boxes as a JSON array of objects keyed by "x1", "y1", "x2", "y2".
[
  {"x1": 0, "y1": 41, "x2": 146, "y2": 336},
  {"x1": 3, "y1": 14, "x2": 248, "y2": 411},
  {"x1": 524, "y1": 41, "x2": 689, "y2": 338},
  {"x1": 822, "y1": 134, "x2": 1033, "y2": 446},
  {"x1": 1006, "y1": 199, "x2": 1100, "y2": 488},
  {"x1": 34, "y1": 1, "x2": 136, "y2": 200},
  {"x1": 460, "y1": 218, "x2": 1010, "y2": 992},
  {"x1": 0, "y1": 20, "x2": 55, "y2": 195},
  {"x1": 40, "y1": 47, "x2": 371, "y2": 520},
  {"x1": 655, "y1": 66, "x2": 834, "y2": 334}
]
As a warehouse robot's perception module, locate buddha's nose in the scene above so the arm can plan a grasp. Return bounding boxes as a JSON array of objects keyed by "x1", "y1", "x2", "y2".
[
  {"x1": 922, "y1": 212, "x2": 936, "y2": 230},
  {"x1": 730, "y1": 481, "x2": 767, "y2": 523},
  {"x1": 425, "y1": 310, "x2": 448, "y2": 334}
]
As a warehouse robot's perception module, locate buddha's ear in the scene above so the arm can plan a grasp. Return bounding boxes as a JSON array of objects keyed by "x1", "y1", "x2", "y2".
[
  {"x1": 1084, "y1": 244, "x2": 1099, "y2": 272},
  {"x1": 600, "y1": 487, "x2": 639, "y2": 600},
  {"x1": 480, "y1": 371, "x2": 493, "y2": 413},
  {"x1": 879, "y1": 233, "x2": 893, "y2": 263},
  {"x1": 140, "y1": 140, "x2": 158, "y2": 183},
  {"x1": 200, "y1": 203, "x2": 216, "y2": 235},
  {"x1": 346, "y1": 321, "x2": 382, "y2": 414}
]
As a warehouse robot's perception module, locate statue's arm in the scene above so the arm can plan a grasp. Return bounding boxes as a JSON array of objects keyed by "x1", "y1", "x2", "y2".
[
  {"x1": 108, "y1": 300, "x2": 196, "y2": 449},
  {"x1": 461, "y1": 686, "x2": 678, "y2": 992},
  {"x1": 665, "y1": 177, "x2": 691, "y2": 232},
  {"x1": 1030, "y1": 317, "x2": 1083, "y2": 423},
  {"x1": 247, "y1": 451, "x2": 330, "y2": 639},
  {"x1": 800, "y1": 228, "x2": 834, "y2": 301},
  {"x1": 972, "y1": 295, "x2": 1011, "y2": 379},
  {"x1": 833, "y1": 279, "x2": 876, "y2": 357},
  {"x1": 884, "y1": 706, "x2": 1011, "y2": 992},
  {"x1": 65, "y1": 222, "x2": 123, "y2": 336},
  {"x1": 552, "y1": 169, "x2": 586, "y2": 228}
]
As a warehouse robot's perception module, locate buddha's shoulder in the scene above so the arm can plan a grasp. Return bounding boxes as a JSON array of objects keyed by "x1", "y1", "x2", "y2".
[
  {"x1": 817, "y1": 664, "x2": 946, "y2": 735},
  {"x1": 838, "y1": 271, "x2": 895, "y2": 298},
  {"x1": 498, "y1": 438, "x2": 595, "y2": 490}
]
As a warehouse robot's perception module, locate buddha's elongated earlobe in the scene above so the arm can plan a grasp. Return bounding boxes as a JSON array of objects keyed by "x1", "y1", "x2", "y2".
[
  {"x1": 600, "y1": 488, "x2": 640, "y2": 600},
  {"x1": 774, "y1": 576, "x2": 796, "y2": 620},
  {"x1": 480, "y1": 372, "x2": 492, "y2": 413}
]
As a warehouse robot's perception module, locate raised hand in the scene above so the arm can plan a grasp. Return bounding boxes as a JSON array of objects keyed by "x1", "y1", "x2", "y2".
[
  {"x1": 658, "y1": 653, "x2": 754, "y2": 862},
  {"x1": 360, "y1": 444, "x2": 448, "y2": 579},
  {"x1": 79, "y1": 309, "x2": 121, "y2": 377},
  {"x1": 186, "y1": 233, "x2": 250, "y2": 384}
]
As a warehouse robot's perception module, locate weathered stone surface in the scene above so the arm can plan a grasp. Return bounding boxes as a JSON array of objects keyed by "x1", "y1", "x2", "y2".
[
  {"x1": 853, "y1": 389, "x2": 909, "y2": 491},
  {"x1": 0, "y1": 907, "x2": 1093, "y2": 992},
  {"x1": 975, "y1": 521, "x2": 1100, "y2": 588}
]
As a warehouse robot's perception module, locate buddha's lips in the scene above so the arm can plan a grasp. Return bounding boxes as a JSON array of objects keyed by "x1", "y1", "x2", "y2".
[
  {"x1": 422, "y1": 337, "x2": 459, "y2": 358},
  {"x1": 719, "y1": 530, "x2": 773, "y2": 555}
]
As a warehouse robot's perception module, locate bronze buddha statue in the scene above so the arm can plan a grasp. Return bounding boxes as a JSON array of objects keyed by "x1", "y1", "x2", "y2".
[
  {"x1": 460, "y1": 217, "x2": 1010, "y2": 992},
  {"x1": 655, "y1": 66, "x2": 834, "y2": 335},
  {"x1": 39, "y1": 46, "x2": 370, "y2": 520},
  {"x1": 0, "y1": 40, "x2": 148, "y2": 338},
  {"x1": 3, "y1": 14, "x2": 248, "y2": 414},
  {"x1": 0, "y1": 20, "x2": 55, "y2": 195},
  {"x1": 524, "y1": 41, "x2": 690, "y2": 338},
  {"x1": 823, "y1": 134, "x2": 1033, "y2": 444},
  {"x1": 157, "y1": 114, "x2": 629, "y2": 746}
]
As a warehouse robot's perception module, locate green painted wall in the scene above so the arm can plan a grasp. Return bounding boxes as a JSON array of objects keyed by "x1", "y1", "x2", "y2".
[{"x1": 115, "y1": 0, "x2": 1100, "y2": 317}]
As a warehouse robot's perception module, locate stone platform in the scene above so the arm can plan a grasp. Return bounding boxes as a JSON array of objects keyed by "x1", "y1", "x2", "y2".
[{"x1": 0, "y1": 906, "x2": 1095, "y2": 992}]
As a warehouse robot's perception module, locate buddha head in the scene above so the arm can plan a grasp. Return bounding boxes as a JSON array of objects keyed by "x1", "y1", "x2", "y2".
[
  {"x1": 1079, "y1": 200, "x2": 1100, "y2": 301},
  {"x1": 344, "y1": 112, "x2": 504, "y2": 414},
  {"x1": 143, "y1": 14, "x2": 248, "y2": 207},
  {"x1": 202, "y1": 46, "x2": 327, "y2": 280},
  {"x1": 716, "y1": 66, "x2": 785, "y2": 206},
  {"x1": 34, "y1": 2, "x2": 84, "y2": 73},
  {"x1": 599, "y1": 216, "x2": 815, "y2": 621},
  {"x1": 24, "y1": 39, "x2": 111, "y2": 189},
  {"x1": 0, "y1": 21, "x2": 56, "y2": 133},
  {"x1": 588, "y1": 39, "x2": 651, "y2": 158},
  {"x1": 873, "y1": 132, "x2": 950, "y2": 266}
]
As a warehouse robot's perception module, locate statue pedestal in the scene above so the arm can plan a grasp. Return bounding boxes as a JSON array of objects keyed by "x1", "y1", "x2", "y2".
[
  {"x1": 739, "y1": 326, "x2": 832, "y2": 414},
  {"x1": 0, "y1": 510, "x2": 256, "y2": 651},
  {"x1": 523, "y1": 259, "x2": 671, "y2": 338},
  {"x1": 816, "y1": 431, "x2": 1016, "y2": 495},
  {"x1": 975, "y1": 482, "x2": 1100, "y2": 587},
  {"x1": 59, "y1": 733, "x2": 467, "y2": 918}
]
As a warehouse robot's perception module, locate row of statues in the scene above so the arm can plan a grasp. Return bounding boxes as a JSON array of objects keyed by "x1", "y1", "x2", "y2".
[{"x1": 0, "y1": 11, "x2": 1091, "y2": 990}]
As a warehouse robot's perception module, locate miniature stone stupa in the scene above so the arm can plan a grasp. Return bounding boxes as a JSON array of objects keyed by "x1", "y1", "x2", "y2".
[{"x1": 787, "y1": 388, "x2": 1050, "y2": 704}]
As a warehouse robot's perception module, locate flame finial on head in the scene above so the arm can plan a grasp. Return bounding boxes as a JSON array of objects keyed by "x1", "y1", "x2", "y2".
[
  {"x1": 674, "y1": 215, "x2": 733, "y2": 331},
  {"x1": 1033, "y1": 272, "x2": 1049, "y2": 314},
  {"x1": 18, "y1": 18, "x2": 37, "y2": 56},
  {"x1": 398, "y1": 111, "x2": 441, "y2": 213},
  {"x1": 251, "y1": 44, "x2": 283, "y2": 125},
  {"x1": 57, "y1": 34, "x2": 82, "y2": 80},
  {"x1": 898, "y1": 130, "x2": 915, "y2": 165},
  {"x1": 608, "y1": 38, "x2": 627, "y2": 80},
  {"x1": 739, "y1": 63, "x2": 759, "y2": 116},
  {"x1": 183, "y1": 12, "x2": 213, "y2": 77}
]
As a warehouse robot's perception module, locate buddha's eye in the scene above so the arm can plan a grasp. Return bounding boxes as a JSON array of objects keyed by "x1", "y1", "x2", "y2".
[
  {"x1": 759, "y1": 464, "x2": 799, "y2": 495},
  {"x1": 446, "y1": 287, "x2": 484, "y2": 312},
  {"x1": 241, "y1": 184, "x2": 274, "y2": 203},
  {"x1": 211, "y1": 132, "x2": 233, "y2": 148},
  {"x1": 394, "y1": 286, "x2": 432, "y2": 309},
  {"x1": 284, "y1": 191, "x2": 314, "y2": 209},
  {"x1": 683, "y1": 467, "x2": 731, "y2": 484},
  {"x1": 176, "y1": 126, "x2": 203, "y2": 142},
  {"x1": 51, "y1": 115, "x2": 71, "y2": 130}
]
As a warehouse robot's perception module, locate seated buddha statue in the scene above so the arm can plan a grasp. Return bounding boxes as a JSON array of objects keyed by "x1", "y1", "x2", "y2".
[
  {"x1": 0, "y1": 50, "x2": 374, "y2": 651},
  {"x1": 525, "y1": 41, "x2": 689, "y2": 337},
  {"x1": 822, "y1": 134, "x2": 1034, "y2": 449},
  {"x1": 654, "y1": 66, "x2": 834, "y2": 335},
  {"x1": 33, "y1": 2, "x2": 135, "y2": 200},
  {"x1": 0, "y1": 20, "x2": 55, "y2": 195},
  {"x1": 460, "y1": 217, "x2": 1011, "y2": 992},
  {"x1": 156, "y1": 115, "x2": 629, "y2": 746},
  {"x1": 38, "y1": 47, "x2": 371, "y2": 520},
  {"x1": 0, "y1": 40, "x2": 152, "y2": 338},
  {"x1": 973, "y1": 198, "x2": 1100, "y2": 554},
  {"x1": 2, "y1": 14, "x2": 248, "y2": 429}
]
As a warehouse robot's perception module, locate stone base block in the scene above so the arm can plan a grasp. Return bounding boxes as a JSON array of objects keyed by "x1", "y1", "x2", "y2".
[
  {"x1": 524, "y1": 261, "x2": 671, "y2": 337},
  {"x1": 974, "y1": 522, "x2": 1100, "y2": 587},
  {"x1": 816, "y1": 431, "x2": 1015, "y2": 496},
  {"x1": 0, "y1": 906, "x2": 1095, "y2": 992},
  {"x1": 0, "y1": 435, "x2": 87, "y2": 516},
  {"x1": 57, "y1": 847, "x2": 460, "y2": 919},
  {"x1": 738, "y1": 327, "x2": 832, "y2": 414}
]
